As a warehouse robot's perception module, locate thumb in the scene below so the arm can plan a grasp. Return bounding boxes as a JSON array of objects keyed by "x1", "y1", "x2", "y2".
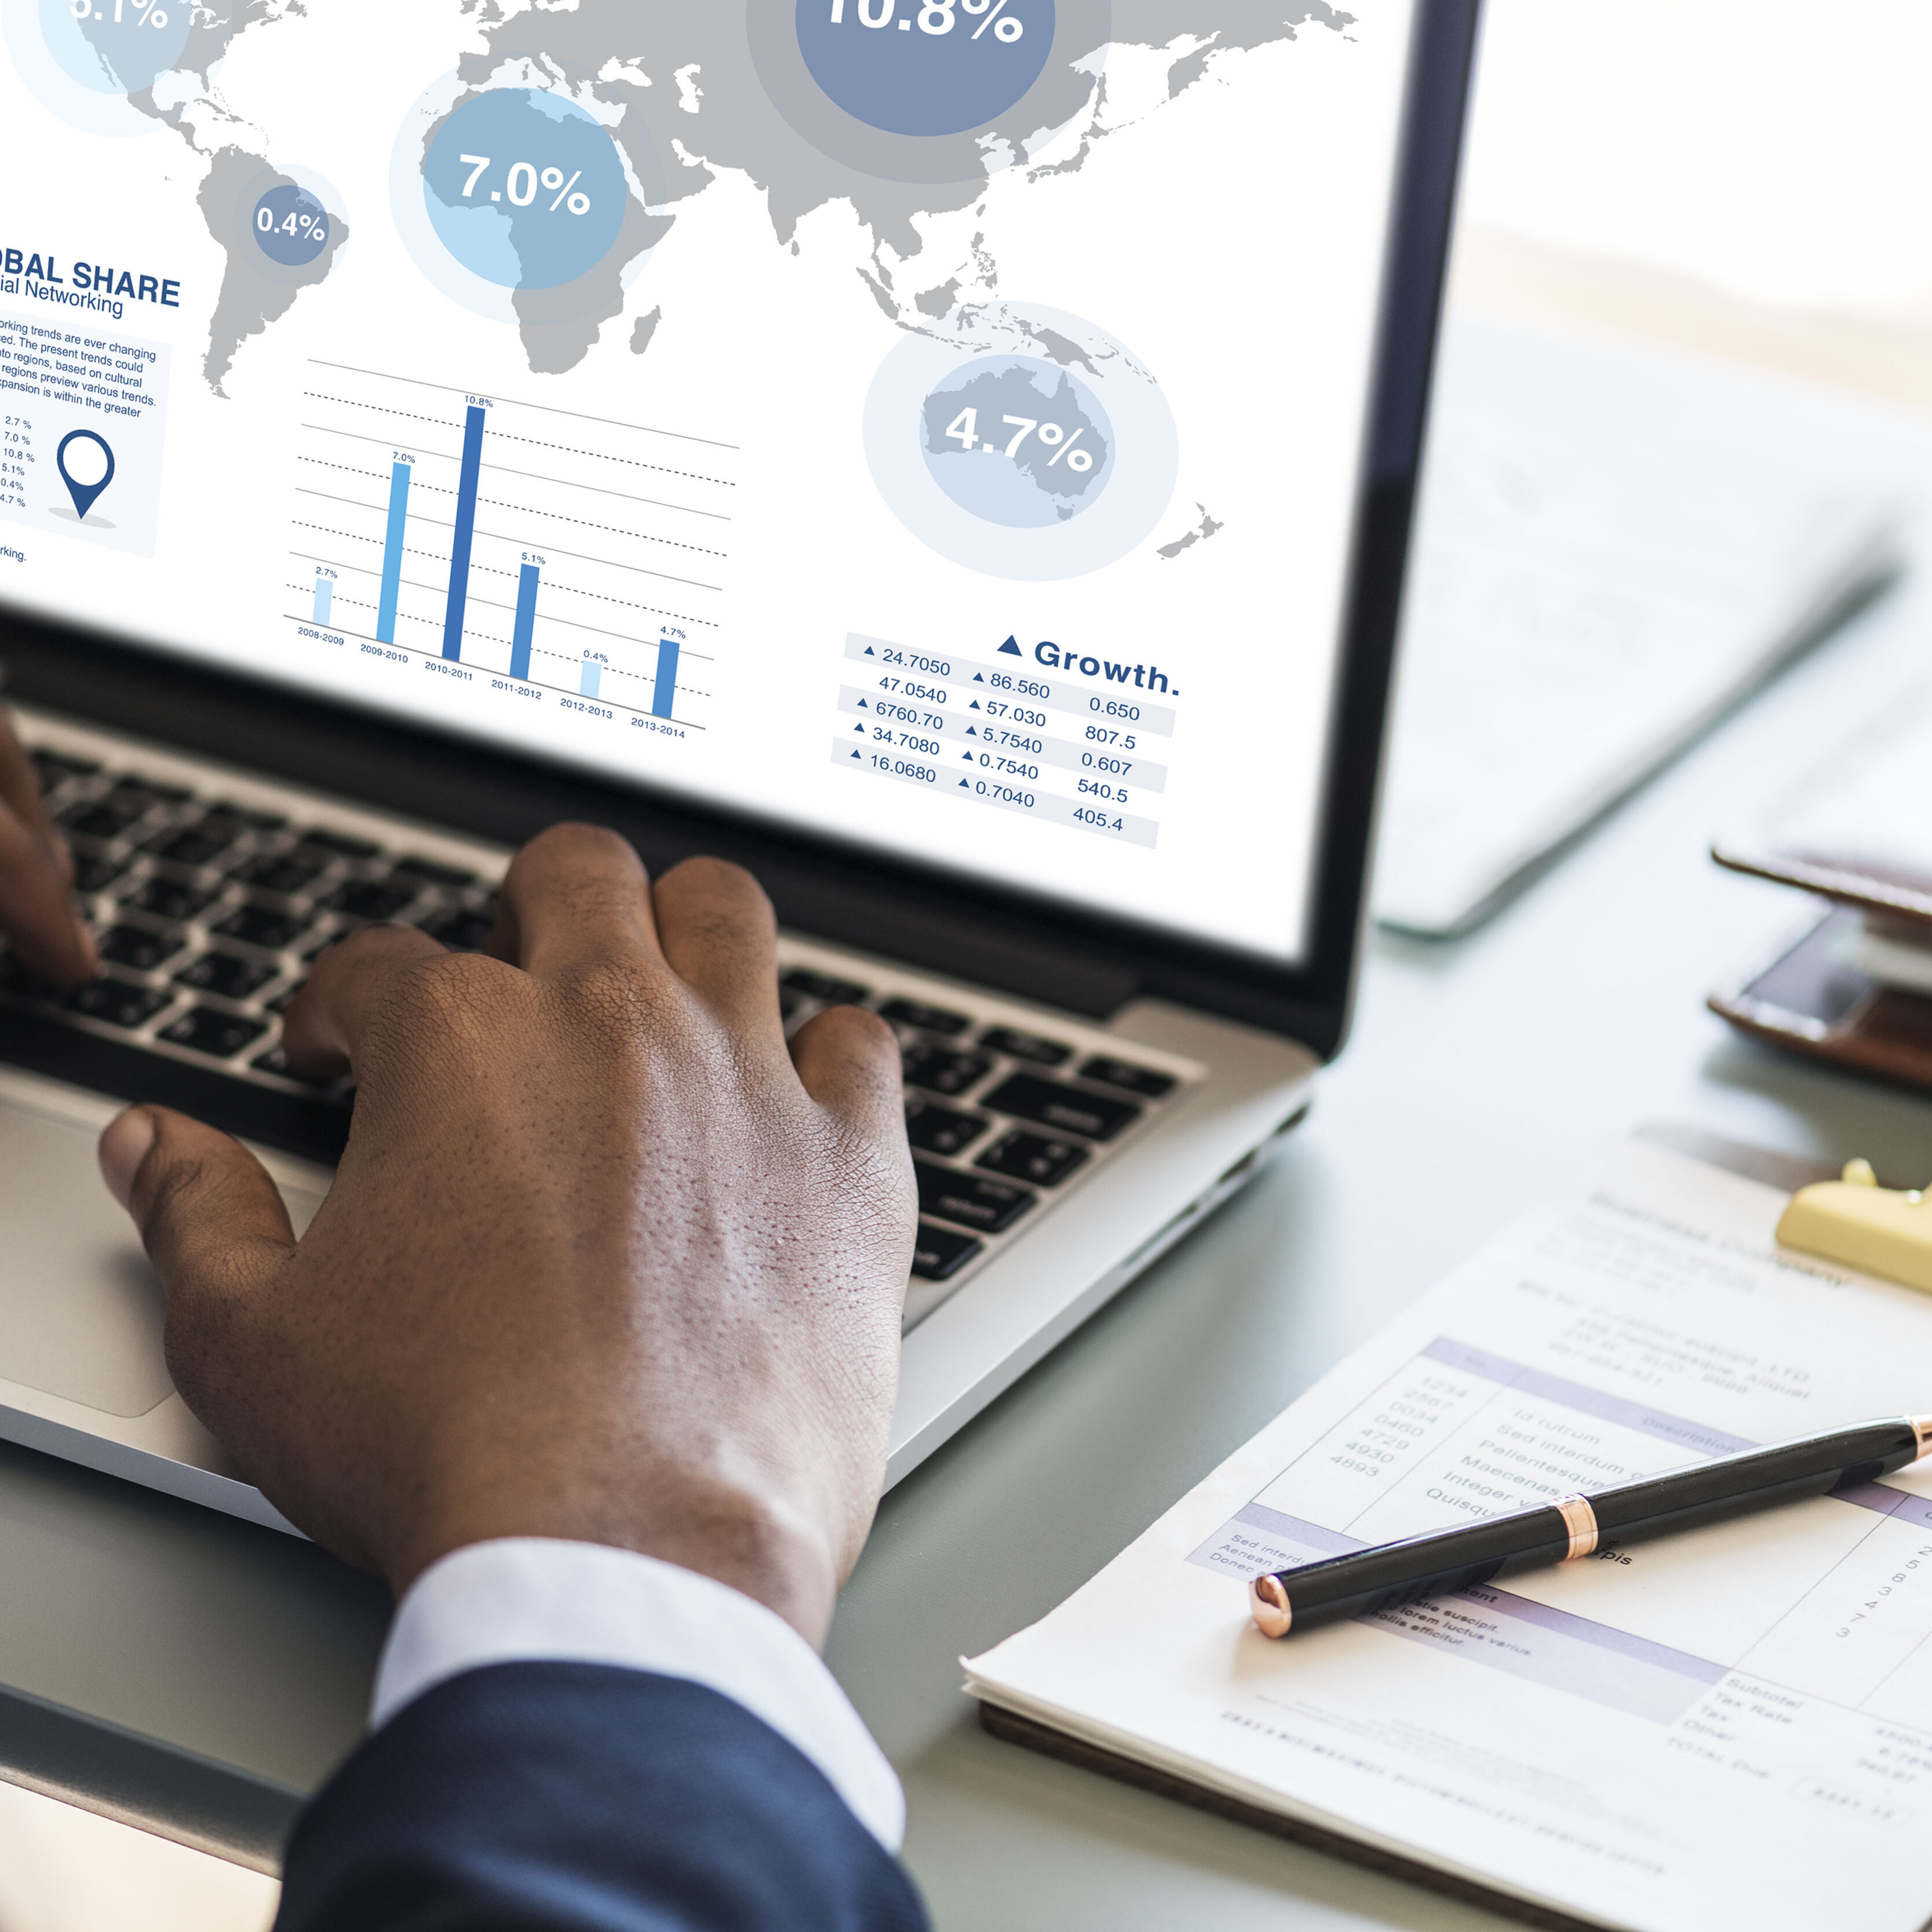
[{"x1": 99, "y1": 1105, "x2": 297, "y2": 1364}]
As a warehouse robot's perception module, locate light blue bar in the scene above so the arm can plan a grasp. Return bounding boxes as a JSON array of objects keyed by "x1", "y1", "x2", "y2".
[
  {"x1": 442, "y1": 406, "x2": 487, "y2": 662},
  {"x1": 376, "y1": 463, "x2": 411, "y2": 644},
  {"x1": 652, "y1": 637, "x2": 680, "y2": 720},
  {"x1": 511, "y1": 564, "x2": 539, "y2": 681},
  {"x1": 579, "y1": 658, "x2": 602, "y2": 698},
  {"x1": 312, "y1": 575, "x2": 333, "y2": 626}
]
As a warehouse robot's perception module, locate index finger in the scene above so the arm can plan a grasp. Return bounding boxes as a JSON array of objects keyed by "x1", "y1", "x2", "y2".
[
  {"x1": 0, "y1": 705, "x2": 68, "y2": 866},
  {"x1": 488, "y1": 822, "x2": 664, "y2": 980},
  {"x1": 0, "y1": 801, "x2": 94, "y2": 985}
]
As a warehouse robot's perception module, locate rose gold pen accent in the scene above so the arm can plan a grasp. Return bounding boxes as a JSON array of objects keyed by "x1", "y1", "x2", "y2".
[
  {"x1": 1551, "y1": 1494, "x2": 1599, "y2": 1561},
  {"x1": 1249, "y1": 1573, "x2": 1292, "y2": 1638},
  {"x1": 1911, "y1": 1416, "x2": 1932, "y2": 1460}
]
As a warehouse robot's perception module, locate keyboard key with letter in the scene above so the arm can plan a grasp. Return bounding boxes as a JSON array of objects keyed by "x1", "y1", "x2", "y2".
[
  {"x1": 161, "y1": 1008, "x2": 268, "y2": 1060},
  {"x1": 914, "y1": 1162, "x2": 1035, "y2": 1235},
  {"x1": 905, "y1": 1101, "x2": 989, "y2": 1157},
  {"x1": 912, "y1": 1222, "x2": 983, "y2": 1282},
  {"x1": 1077, "y1": 1055, "x2": 1177, "y2": 1099},
  {"x1": 979, "y1": 1026, "x2": 1072, "y2": 1067},
  {"x1": 976, "y1": 1131, "x2": 1089, "y2": 1187},
  {"x1": 981, "y1": 1073, "x2": 1140, "y2": 1142}
]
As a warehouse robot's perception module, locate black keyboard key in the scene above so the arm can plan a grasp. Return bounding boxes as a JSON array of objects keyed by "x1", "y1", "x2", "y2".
[
  {"x1": 175, "y1": 949, "x2": 277, "y2": 1001},
  {"x1": 905, "y1": 1101, "x2": 989, "y2": 1157},
  {"x1": 115, "y1": 775, "x2": 192, "y2": 805},
  {"x1": 982, "y1": 1074, "x2": 1140, "y2": 1142},
  {"x1": 29, "y1": 749, "x2": 98, "y2": 790},
  {"x1": 61, "y1": 799, "x2": 145, "y2": 841},
  {"x1": 781, "y1": 969, "x2": 871, "y2": 1007},
  {"x1": 325, "y1": 880, "x2": 418, "y2": 923},
  {"x1": 390, "y1": 855, "x2": 476, "y2": 888},
  {"x1": 879, "y1": 997, "x2": 969, "y2": 1037},
  {"x1": 420, "y1": 906, "x2": 497, "y2": 952},
  {"x1": 911, "y1": 1221, "x2": 983, "y2": 1282},
  {"x1": 779, "y1": 985, "x2": 803, "y2": 1022},
  {"x1": 68, "y1": 980, "x2": 173, "y2": 1029},
  {"x1": 71, "y1": 851, "x2": 131, "y2": 894},
  {"x1": 147, "y1": 817, "x2": 243, "y2": 867},
  {"x1": 229, "y1": 852, "x2": 323, "y2": 896},
  {"x1": 902, "y1": 1042, "x2": 990, "y2": 1098},
  {"x1": 160, "y1": 1007, "x2": 268, "y2": 1060},
  {"x1": 125, "y1": 876, "x2": 219, "y2": 923},
  {"x1": 914, "y1": 1161, "x2": 1035, "y2": 1235},
  {"x1": 1078, "y1": 1055, "x2": 1177, "y2": 1099},
  {"x1": 296, "y1": 828, "x2": 381, "y2": 860},
  {"x1": 208, "y1": 801, "x2": 288, "y2": 832},
  {"x1": 97, "y1": 924, "x2": 187, "y2": 971},
  {"x1": 976, "y1": 1130, "x2": 1089, "y2": 1187},
  {"x1": 979, "y1": 1026, "x2": 1073, "y2": 1067},
  {"x1": 214, "y1": 903, "x2": 311, "y2": 952}
]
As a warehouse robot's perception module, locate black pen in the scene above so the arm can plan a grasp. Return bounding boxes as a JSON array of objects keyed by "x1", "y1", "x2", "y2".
[{"x1": 1249, "y1": 1413, "x2": 1932, "y2": 1639}]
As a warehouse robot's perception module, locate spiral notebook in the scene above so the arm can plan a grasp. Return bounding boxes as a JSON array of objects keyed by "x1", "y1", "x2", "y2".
[{"x1": 967, "y1": 1131, "x2": 1932, "y2": 1932}]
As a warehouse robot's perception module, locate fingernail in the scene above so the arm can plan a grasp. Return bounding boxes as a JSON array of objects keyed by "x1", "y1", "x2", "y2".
[{"x1": 99, "y1": 1107, "x2": 156, "y2": 1213}]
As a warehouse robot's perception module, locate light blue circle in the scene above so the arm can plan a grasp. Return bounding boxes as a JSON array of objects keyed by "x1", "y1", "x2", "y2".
[
  {"x1": 865, "y1": 302, "x2": 1179, "y2": 582},
  {"x1": 252, "y1": 185, "x2": 330, "y2": 267},
  {"x1": 422, "y1": 90, "x2": 629, "y2": 291},
  {"x1": 920, "y1": 358, "x2": 1114, "y2": 528},
  {"x1": 38, "y1": 0, "x2": 192, "y2": 94},
  {"x1": 796, "y1": 0, "x2": 1055, "y2": 138}
]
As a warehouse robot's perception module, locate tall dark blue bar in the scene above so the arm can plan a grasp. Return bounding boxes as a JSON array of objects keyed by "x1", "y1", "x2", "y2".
[
  {"x1": 441, "y1": 405, "x2": 486, "y2": 661},
  {"x1": 511, "y1": 563, "x2": 539, "y2": 681},
  {"x1": 652, "y1": 637, "x2": 680, "y2": 720}
]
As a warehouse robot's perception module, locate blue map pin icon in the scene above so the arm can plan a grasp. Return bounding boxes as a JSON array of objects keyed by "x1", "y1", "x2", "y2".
[{"x1": 56, "y1": 431, "x2": 115, "y2": 523}]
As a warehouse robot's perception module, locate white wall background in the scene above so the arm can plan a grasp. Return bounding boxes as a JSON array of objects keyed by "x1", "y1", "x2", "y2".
[{"x1": 1462, "y1": 1, "x2": 1932, "y2": 322}]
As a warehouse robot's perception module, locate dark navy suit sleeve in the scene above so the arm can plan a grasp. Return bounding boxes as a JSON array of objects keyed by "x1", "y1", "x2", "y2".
[{"x1": 273, "y1": 1662, "x2": 930, "y2": 1931}]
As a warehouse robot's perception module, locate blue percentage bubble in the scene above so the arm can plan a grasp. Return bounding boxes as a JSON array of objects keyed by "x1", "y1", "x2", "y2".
[
  {"x1": 253, "y1": 184, "x2": 331, "y2": 267},
  {"x1": 422, "y1": 89, "x2": 628, "y2": 291},
  {"x1": 796, "y1": 0, "x2": 1055, "y2": 138}
]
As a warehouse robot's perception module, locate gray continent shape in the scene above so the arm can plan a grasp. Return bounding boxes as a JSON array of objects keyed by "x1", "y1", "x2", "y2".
[
  {"x1": 923, "y1": 365, "x2": 1108, "y2": 521},
  {"x1": 110, "y1": 2, "x2": 346, "y2": 398},
  {"x1": 461, "y1": 1, "x2": 1354, "y2": 373},
  {"x1": 198, "y1": 150, "x2": 350, "y2": 397},
  {"x1": 1156, "y1": 502, "x2": 1224, "y2": 557}
]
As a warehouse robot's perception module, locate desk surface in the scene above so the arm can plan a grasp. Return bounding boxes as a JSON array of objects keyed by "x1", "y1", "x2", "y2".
[{"x1": 5, "y1": 410, "x2": 1932, "y2": 1927}]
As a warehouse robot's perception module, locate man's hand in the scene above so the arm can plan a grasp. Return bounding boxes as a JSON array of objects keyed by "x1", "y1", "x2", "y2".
[
  {"x1": 0, "y1": 705, "x2": 96, "y2": 985},
  {"x1": 97, "y1": 826, "x2": 916, "y2": 1645}
]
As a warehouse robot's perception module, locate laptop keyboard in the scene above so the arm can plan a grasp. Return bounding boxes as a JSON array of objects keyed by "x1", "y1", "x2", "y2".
[{"x1": 0, "y1": 725, "x2": 1197, "y2": 1312}]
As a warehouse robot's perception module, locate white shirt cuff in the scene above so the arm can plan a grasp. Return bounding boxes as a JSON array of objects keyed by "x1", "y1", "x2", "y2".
[{"x1": 371, "y1": 1537, "x2": 905, "y2": 1854}]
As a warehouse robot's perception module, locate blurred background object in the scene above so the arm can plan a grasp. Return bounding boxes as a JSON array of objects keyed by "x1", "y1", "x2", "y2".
[
  {"x1": 0, "y1": 1777, "x2": 276, "y2": 1932},
  {"x1": 1457, "y1": 0, "x2": 1932, "y2": 398},
  {"x1": 1377, "y1": 0, "x2": 1932, "y2": 936}
]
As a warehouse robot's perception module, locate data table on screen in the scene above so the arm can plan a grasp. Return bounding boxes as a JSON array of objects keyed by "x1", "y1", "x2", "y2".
[
  {"x1": 285, "y1": 362, "x2": 728, "y2": 730},
  {"x1": 834, "y1": 630, "x2": 1172, "y2": 850}
]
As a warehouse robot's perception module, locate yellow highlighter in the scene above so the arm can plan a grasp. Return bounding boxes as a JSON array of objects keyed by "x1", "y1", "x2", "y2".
[{"x1": 1778, "y1": 1159, "x2": 1932, "y2": 1292}]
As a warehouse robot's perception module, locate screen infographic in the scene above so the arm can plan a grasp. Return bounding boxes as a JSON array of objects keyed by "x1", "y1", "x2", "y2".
[{"x1": 0, "y1": 0, "x2": 1417, "y2": 963}]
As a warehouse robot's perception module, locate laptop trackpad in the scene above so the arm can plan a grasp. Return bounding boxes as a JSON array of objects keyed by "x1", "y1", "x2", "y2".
[{"x1": 0, "y1": 1095, "x2": 325, "y2": 1419}]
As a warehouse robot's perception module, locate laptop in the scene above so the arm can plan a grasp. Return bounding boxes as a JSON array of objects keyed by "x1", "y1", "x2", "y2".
[{"x1": 0, "y1": 2, "x2": 1478, "y2": 1533}]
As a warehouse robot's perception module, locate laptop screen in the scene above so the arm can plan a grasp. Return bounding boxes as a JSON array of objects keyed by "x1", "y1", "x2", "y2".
[{"x1": 0, "y1": 3, "x2": 1419, "y2": 968}]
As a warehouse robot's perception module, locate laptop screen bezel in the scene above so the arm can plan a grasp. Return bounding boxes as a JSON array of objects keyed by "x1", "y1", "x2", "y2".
[{"x1": 0, "y1": 1, "x2": 1479, "y2": 1060}]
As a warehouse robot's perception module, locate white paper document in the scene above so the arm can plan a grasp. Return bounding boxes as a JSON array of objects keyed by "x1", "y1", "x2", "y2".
[
  {"x1": 1376, "y1": 315, "x2": 1903, "y2": 936},
  {"x1": 967, "y1": 1140, "x2": 1932, "y2": 1932}
]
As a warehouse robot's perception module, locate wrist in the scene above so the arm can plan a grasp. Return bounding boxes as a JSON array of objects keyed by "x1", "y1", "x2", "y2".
[{"x1": 385, "y1": 1476, "x2": 843, "y2": 1647}]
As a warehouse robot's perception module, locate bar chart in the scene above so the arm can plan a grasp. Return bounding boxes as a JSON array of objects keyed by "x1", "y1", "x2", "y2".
[{"x1": 286, "y1": 361, "x2": 732, "y2": 729}]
